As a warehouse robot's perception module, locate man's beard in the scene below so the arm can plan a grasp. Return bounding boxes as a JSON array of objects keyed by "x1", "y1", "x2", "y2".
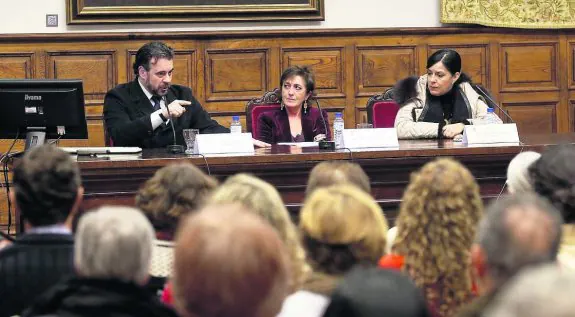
[{"x1": 146, "y1": 80, "x2": 170, "y2": 96}]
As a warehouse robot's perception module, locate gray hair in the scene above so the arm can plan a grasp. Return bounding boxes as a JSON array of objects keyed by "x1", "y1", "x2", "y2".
[
  {"x1": 506, "y1": 151, "x2": 540, "y2": 194},
  {"x1": 485, "y1": 264, "x2": 575, "y2": 317},
  {"x1": 477, "y1": 193, "x2": 562, "y2": 286},
  {"x1": 75, "y1": 206, "x2": 155, "y2": 285}
]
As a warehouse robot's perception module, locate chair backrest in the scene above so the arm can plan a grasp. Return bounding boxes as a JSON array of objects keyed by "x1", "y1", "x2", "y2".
[
  {"x1": 366, "y1": 88, "x2": 400, "y2": 128},
  {"x1": 245, "y1": 88, "x2": 281, "y2": 137}
]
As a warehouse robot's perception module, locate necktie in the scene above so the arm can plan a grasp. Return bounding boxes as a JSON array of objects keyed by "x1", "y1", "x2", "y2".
[{"x1": 151, "y1": 95, "x2": 162, "y2": 112}]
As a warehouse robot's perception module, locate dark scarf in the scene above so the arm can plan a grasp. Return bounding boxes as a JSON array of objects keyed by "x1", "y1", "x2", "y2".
[{"x1": 418, "y1": 85, "x2": 471, "y2": 125}]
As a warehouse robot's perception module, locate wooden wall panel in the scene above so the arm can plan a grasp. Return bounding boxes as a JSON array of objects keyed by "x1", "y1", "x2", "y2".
[
  {"x1": 500, "y1": 43, "x2": 559, "y2": 92},
  {"x1": 0, "y1": 53, "x2": 34, "y2": 79},
  {"x1": 355, "y1": 46, "x2": 417, "y2": 97},
  {"x1": 205, "y1": 49, "x2": 269, "y2": 102},
  {"x1": 503, "y1": 102, "x2": 557, "y2": 134}
]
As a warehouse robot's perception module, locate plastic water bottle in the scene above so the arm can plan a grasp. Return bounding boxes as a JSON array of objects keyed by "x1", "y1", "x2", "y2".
[
  {"x1": 482, "y1": 108, "x2": 504, "y2": 125},
  {"x1": 333, "y1": 112, "x2": 344, "y2": 149},
  {"x1": 230, "y1": 115, "x2": 242, "y2": 134}
]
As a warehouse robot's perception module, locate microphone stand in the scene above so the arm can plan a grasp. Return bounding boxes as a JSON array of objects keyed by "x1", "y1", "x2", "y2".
[
  {"x1": 474, "y1": 85, "x2": 515, "y2": 123},
  {"x1": 164, "y1": 99, "x2": 185, "y2": 154},
  {"x1": 315, "y1": 99, "x2": 336, "y2": 150}
]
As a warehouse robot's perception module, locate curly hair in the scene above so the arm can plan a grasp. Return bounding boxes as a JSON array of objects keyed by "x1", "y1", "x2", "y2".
[
  {"x1": 210, "y1": 174, "x2": 310, "y2": 292},
  {"x1": 300, "y1": 185, "x2": 388, "y2": 275},
  {"x1": 529, "y1": 144, "x2": 575, "y2": 223},
  {"x1": 392, "y1": 158, "x2": 483, "y2": 317},
  {"x1": 135, "y1": 163, "x2": 217, "y2": 233}
]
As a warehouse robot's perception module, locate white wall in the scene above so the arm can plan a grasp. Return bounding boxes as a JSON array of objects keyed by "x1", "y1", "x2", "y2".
[{"x1": 0, "y1": 0, "x2": 442, "y2": 34}]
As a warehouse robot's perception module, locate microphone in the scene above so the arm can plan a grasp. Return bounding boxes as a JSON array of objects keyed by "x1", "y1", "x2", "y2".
[
  {"x1": 474, "y1": 84, "x2": 515, "y2": 123},
  {"x1": 164, "y1": 98, "x2": 185, "y2": 154},
  {"x1": 314, "y1": 99, "x2": 335, "y2": 150}
]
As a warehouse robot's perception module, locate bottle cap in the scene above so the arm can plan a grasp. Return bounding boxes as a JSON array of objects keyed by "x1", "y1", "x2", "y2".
[
  {"x1": 335, "y1": 112, "x2": 342, "y2": 118},
  {"x1": 232, "y1": 115, "x2": 240, "y2": 121},
  {"x1": 487, "y1": 108, "x2": 494, "y2": 113}
]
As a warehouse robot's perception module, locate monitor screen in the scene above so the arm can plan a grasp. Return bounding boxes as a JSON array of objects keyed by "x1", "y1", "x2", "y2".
[{"x1": 0, "y1": 79, "x2": 88, "y2": 143}]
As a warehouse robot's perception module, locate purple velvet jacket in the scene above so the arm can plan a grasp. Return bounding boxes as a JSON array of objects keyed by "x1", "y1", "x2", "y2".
[{"x1": 256, "y1": 107, "x2": 331, "y2": 144}]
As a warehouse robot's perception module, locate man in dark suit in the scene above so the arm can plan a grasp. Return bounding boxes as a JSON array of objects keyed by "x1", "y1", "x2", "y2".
[
  {"x1": 104, "y1": 41, "x2": 229, "y2": 148},
  {"x1": 0, "y1": 145, "x2": 83, "y2": 317}
]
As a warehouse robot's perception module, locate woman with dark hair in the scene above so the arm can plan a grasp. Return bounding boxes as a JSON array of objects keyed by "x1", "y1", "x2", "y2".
[
  {"x1": 394, "y1": 49, "x2": 489, "y2": 139},
  {"x1": 257, "y1": 66, "x2": 330, "y2": 144}
]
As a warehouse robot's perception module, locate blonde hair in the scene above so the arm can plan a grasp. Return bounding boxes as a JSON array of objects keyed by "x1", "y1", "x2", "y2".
[
  {"x1": 393, "y1": 158, "x2": 483, "y2": 317},
  {"x1": 210, "y1": 174, "x2": 310, "y2": 291},
  {"x1": 300, "y1": 185, "x2": 388, "y2": 274},
  {"x1": 306, "y1": 161, "x2": 371, "y2": 196}
]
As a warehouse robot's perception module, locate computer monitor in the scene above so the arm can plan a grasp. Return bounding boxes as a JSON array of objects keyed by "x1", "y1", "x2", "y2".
[{"x1": 0, "y1": 79, "x2": 88, "y2": 150}]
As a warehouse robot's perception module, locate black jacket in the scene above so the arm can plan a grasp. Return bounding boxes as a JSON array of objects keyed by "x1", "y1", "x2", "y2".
[
  {"x1": 0, "y1": 233, "x2": 75, "y2": 317},
  {"x1": 22, "y1": 277, "x2": 178, "y2": 317},
  {"x1": 103, "y1": 80, "x2": 229, "y2": 148}
]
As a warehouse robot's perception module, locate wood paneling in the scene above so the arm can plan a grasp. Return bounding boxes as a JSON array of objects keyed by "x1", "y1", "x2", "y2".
[
  {"x1": 500, "y1": 43, "x2": 559, "y2": 92},
  {"x1": 0, "y1": 28, "x2": 572, "y2": 149},
  {"x1": 356, "y1": 46, "x2": 417, "y2": 97},
  {"x1": 503, "y1": 101, "x2": 558, "y2": 134},
  {"x1": 0, "y1": 53, "x2": 34, "y2": 79}
]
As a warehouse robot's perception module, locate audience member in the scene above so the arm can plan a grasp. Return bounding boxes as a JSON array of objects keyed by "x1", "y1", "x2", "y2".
[
  {"x1": 306, "y1": 161, "x2": 371, "y2": 196},
  {"x1": 172, "y1": 204, "x2": 290, "y2": 317},
  {"x1": 483, "y1": 264, "x2": 575, "y2": 317},
  {"x1": 135, "y1": 162, "x2": 217, "y2": 290},
  {"x1": 299, "y1": 185, "x2": 388, "y2": 299},
  {"x1": 529, "y1": 144, "x2": 575, "y2": 269},
  {"x1": 380, "y1": 158, "x2": 483, "y2": 317},
  {"x1": 322, "y1": 266, "x2": 430, "y2": 317},
  {"x1": 23, "y1": 206, "x2": 177, "y2": 317},
  {"x1": 0, "y1": 145, "x2": 83, "y2": 317},
  {"x1": 506, "y1": 151, "x2": 540, "y2": 194},
  {"x1": 456, "y1": 193, "x2": 562, "y2": 317},
  {"x1": 210, "y1": 173, "x2": 310, "y2": 291}
]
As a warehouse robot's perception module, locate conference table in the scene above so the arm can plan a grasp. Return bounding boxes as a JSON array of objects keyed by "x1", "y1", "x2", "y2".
[{"x1": 69, "y1": 133, "x2": 575, "y2": 226}]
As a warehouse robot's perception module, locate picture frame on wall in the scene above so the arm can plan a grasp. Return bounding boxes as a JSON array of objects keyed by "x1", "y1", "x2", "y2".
[{"x1": 67, "y1": 0, "x2": 325, "y2": 24}]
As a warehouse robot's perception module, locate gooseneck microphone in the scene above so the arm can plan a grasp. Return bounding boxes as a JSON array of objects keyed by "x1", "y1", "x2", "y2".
[
  {"x1": 164, "y1": 98, "x2": 185, "y2": 154},
  {"x1": 315, "y1": 99, "x2": 336, "y2": 150},
  {"x1": 474, "y1": 85, "x2": 515, "y2": 123}
]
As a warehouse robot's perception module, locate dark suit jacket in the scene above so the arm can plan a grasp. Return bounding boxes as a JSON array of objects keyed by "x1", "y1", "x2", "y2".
[
  {"x1": 0, "y1": 233, "x2": 75, "y2": 317},
  {"x1": 104, "y1": 80, "x2": 229, "y2": 148},
  {"x1": 256, "y1": 107, "x2": 331, "y2": 144}
]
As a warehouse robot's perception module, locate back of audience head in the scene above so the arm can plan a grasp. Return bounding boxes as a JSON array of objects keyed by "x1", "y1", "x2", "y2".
[
  {"x1": 323, "y1": 266, "x2": 430, "y2": 317},
  {"x1": 392, "y1": 158, "x2": 483, "y2": 317},
  {"x1": 75, "y1": 206, "x2": 154, "y2": 285},
  {"x1": 210, "y1": 173, "x2": 309, "y2": 291},
  {"x1": 473, "y1": 193, "x2": 562, "y2": 294},
  {"x1": 135, "y1": 162, "x2": 217, "y2": 234},
  {"x1": 12, "y1": 144, "x2": 83, "y2": 229},
  {"x1": 306, "y1": 161, "x2": 371, "y2": 196},
  {"x1": 300, "y1": 185, "x2": 388, "y2": 275},
  {"x1": 529, "y1": 144, "x2": 575, "y2": 223},
  {"x1": 506, "y1": 151, "x2": 540, "y2": 194},
  {"x1": 484, "y1": 264, "x2": 575, "y2": 317},
  {"x1": 172, "y1": 203, "x2": 290, "y2": 317}
]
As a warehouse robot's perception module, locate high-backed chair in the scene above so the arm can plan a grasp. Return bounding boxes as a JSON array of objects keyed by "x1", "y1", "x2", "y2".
[
  {"x1": 245, "y1": 88, "x2": 281, "y2": 139},
  {"x1": 366, "y1": 88, "x2": 400, "y2": 128}
]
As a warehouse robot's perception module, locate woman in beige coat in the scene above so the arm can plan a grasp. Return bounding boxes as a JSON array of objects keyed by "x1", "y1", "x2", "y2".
[{"x1": 394, "y1": 49, "x2": 489, "y2": 139}]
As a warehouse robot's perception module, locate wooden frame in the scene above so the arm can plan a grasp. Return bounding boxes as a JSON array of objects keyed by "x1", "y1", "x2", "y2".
[{"x1": 67, "y1": 0, "x2": 325, "y2": 24}]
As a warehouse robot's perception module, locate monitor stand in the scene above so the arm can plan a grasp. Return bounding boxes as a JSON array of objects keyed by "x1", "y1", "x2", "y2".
[{"x1": 24, "y1": 130, "x2": 46, "y2": 151}]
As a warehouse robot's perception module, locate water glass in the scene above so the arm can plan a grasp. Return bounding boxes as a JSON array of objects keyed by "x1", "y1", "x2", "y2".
[
  {"x1": 356, "y1": 123, "x2": 373, "y2": 129},
  {"x1": 183, "y1": 129, "x2": 199, "y2": 154}
]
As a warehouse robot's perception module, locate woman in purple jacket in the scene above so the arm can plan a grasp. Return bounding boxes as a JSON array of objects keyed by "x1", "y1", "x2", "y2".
[{"x1": 257, "y1": 66, "x2": 330, "y2": 144}]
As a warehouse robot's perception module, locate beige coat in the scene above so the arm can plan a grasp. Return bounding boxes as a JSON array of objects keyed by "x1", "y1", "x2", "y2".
[{"x1": 394, "y1": 75, "x2": 489, "y2": 139}]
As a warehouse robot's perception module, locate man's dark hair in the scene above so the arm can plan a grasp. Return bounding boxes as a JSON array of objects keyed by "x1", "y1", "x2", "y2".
[
  {"x1": 13, "y1": 145, "x2": 81, "y2": 227},
  {"x1": 529, "y1": 144, "x2": 575, "y2": 223},
  {"x1": 133, "y1": 41, "x2": 174, "y2": 77},
  {"x1": 477, "y1": 193, "x2": 563, "y2": 287}
]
